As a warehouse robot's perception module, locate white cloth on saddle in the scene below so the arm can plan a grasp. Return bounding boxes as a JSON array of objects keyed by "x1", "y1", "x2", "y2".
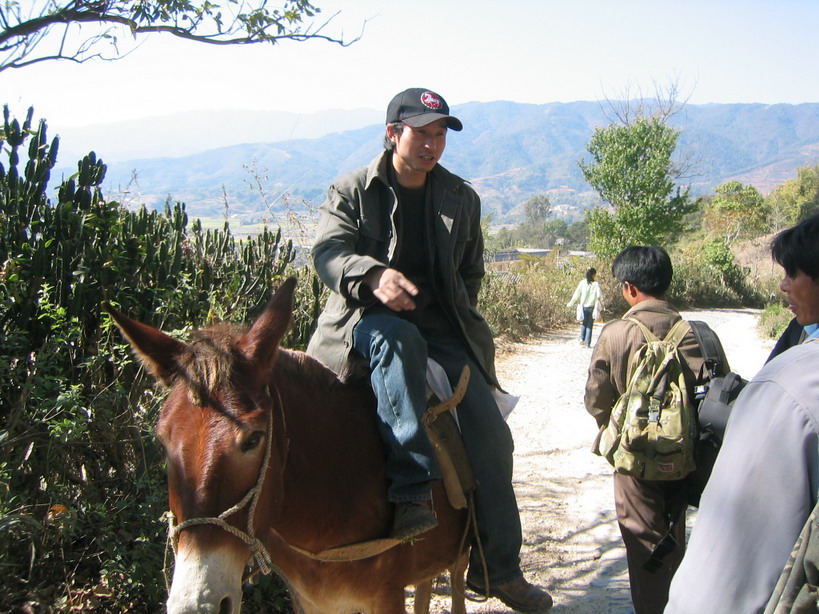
[{"x1": 426, "y1": 358, "x2": 518, "y2": 424}]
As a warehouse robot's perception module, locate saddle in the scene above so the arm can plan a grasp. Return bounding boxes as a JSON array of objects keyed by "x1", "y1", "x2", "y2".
[{"x1": 423, "y1": 364, "x2": 477, "y2": 510}]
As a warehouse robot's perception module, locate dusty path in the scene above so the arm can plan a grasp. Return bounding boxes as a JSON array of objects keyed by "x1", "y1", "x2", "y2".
[{"x1": 419, "y1": 308, "x2": 775, "y2": 614}]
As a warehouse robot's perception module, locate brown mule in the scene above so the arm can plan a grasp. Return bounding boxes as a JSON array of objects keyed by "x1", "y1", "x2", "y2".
[{"x1": 108, "y1": 277, "x2": 469, "y2": 614}]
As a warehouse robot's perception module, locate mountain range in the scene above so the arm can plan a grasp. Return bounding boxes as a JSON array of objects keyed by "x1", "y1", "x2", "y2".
[{"x1": 51, "y1": 101, "x2": 819, "y2": 223}]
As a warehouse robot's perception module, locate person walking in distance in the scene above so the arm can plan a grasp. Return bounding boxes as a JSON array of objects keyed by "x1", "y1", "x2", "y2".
[{"x1": 568, "y1": 267, "x2": 603, "y2": 347}]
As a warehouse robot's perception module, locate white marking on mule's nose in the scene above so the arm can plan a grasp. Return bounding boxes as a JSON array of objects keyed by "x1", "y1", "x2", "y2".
[{"x1": 166, "y1": 543, "x2": 245, "y2": 614}]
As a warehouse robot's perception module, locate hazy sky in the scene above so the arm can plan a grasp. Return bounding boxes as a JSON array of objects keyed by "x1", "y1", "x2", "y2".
[{"x1": 3, "y1": 0, "x2": 819, "y2": 130}]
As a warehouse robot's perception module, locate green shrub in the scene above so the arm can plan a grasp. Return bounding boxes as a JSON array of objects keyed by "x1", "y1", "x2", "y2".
[
  {"x1": 759, "y1": 302, "x2": 794, "y2": 340},
  {"x1": 478, "y1": 239, "x2": 770, "y2": 343},
  {"x1": 668, "y1": 238, "x2": 764, "y2": 308},
  {"x1": 479, "y1": 271, "x2": 534, "y2": 340}
]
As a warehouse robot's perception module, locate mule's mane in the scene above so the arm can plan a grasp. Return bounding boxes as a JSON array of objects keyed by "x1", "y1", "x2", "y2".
[
  {"x1": 275, "y1": 347, "x2": 358, "y2": 393},
  {"x1": 173, "y1": 322, "x2": 354, "y2": 407},
  {"x1": 175, "y1": 322, "x2": 245, "y2": 406}
]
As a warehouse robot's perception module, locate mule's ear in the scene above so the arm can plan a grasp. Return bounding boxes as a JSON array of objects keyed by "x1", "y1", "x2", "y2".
[
  {"x1": 237, "y1": 278, "x2": 297, "y2": 368},
  {"x1": 105, "y1": 303, "x2": 187, "y2": 387}
]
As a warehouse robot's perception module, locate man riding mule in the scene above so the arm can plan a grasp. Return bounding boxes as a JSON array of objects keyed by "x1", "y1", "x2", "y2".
[{"x1": 307, "y1": 87, "x2": 553, "y2": 613}]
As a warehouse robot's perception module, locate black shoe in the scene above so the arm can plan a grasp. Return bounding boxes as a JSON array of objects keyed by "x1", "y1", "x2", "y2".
[
  {"x1": 467, "y1": 576, "x2": 553, "y2": 613},
  {"x1": 391, "y1": 500, "x2": 438, "y2": 541}
]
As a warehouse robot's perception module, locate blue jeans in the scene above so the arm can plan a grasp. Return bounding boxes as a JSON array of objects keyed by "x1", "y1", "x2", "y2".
[
  {"x1": 353, "y1": 311, "x2": 524, "y2": 585},
  {"x1": 580, "y1": 306, "x2": 595, "y2": 346},
  {"x1": 353, "y1": 313, "x2": 441, "y2": 503}
]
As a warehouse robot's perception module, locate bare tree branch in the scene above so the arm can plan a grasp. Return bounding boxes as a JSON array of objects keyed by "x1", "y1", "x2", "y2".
[
  {"x1": 597, "y1": 74, "x2": 694, "y2": 125},
  {"x1": 594, "y1": 75, "x2": 700, "y2": 180},
  {"x1": 0, "y1": 1, "x2": 361, "y2": 73}
]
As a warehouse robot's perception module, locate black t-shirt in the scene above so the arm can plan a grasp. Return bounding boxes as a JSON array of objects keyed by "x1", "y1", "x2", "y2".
[
  {"x1": 389, "y1": 177, "x2": 452, "y2": 337},
  {"x1": 393, "y1": 182, "x2": 429, "y2": 280}
]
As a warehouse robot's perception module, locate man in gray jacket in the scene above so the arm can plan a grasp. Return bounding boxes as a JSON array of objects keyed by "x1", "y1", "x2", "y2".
[
  {"x1": 665, "y1": 213, "x2": 819, "y2": 614},
  {"x1": 307, "y1": 88, "x2": 552, "y2": 613}
]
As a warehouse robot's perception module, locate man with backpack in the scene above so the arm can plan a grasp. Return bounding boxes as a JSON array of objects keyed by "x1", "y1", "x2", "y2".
[{"x1": 584, "y1": 246, "x2": 730, "y2": 614}]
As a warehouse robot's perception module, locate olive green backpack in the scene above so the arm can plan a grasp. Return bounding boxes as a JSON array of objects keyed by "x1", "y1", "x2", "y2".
[
  {"x1": 598, "y1": 318, "x2": 698, "y2": 481},
  {"x1": 764, "y1": 500, "x2": 819, "y2": 614}
]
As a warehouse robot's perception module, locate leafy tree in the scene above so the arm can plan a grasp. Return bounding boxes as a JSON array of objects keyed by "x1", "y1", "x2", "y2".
[
  {"x1": 523, "y1": 194, "x2": 551, "y2": 226},
  {"x1": 482, "y1": 212, "x2": 503, "y2": 258},
  {"x1": 541, "y1": 218, "x2": 567, "y2": 245},
  {"x1": 0, "y1": 0, "x2": 355, "y2": 72},
  {"x1": 766, "y1": 164, "x2": 819, "y2": 230},
  {"x1": 564, "y1": 218, "x2": 589, "y2": 250},
  {"x1": 703, "y1": 180, "x2": 768, "y2": 244},
  {"x1": 579, "y1": 115, "x2": 694, "y2": 258},
  {"x1": 491, "y1": 226, "x2": 517, "y2": 250}
]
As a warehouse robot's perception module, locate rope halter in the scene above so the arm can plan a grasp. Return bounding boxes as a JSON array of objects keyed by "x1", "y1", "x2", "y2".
[{"x1": 164, "y1": 406, "x2": 275, "y2": 583}]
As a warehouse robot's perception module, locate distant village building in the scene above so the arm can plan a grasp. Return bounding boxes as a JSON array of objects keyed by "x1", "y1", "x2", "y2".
[
  {"x1": 494, "y1": 248, "x2": 552, "y2": 262},
  {"x1": 489, "y1": 247, "x2": 592, "y2": 271},
  {"x1": 493, "y1": 247, "x2": 591, "y2": 261}
]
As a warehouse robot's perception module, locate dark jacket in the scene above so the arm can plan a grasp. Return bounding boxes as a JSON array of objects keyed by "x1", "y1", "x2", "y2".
[
  {"x1": 306, "y1": 151, "x2": 499, "y2": 386},
  {"x1": 767, "y1": 317, "x2": 806, "y2": 363}
]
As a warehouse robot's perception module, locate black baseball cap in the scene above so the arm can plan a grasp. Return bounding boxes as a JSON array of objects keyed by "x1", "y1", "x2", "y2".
[{"x1": 385, "y1": 88, "x2": 463, "y2": 131}]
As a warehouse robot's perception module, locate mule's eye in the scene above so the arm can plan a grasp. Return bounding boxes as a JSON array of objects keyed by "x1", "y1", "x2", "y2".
[{"x1": 241, "y1": 431, "x2": 264, "y2": 453}]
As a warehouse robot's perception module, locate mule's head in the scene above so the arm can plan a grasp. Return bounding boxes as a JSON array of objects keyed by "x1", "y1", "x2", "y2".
[{"x1": 107, "y1": 278, "x2": 296, "y2": 614}]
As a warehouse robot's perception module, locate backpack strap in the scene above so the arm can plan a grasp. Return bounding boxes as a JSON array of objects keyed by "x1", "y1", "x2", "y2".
[
  {"x1": 640, "y1": 319, "x2": 696, "y2": 573},
  {"x1": 625, "y1": 316, "x2": 690, "y2": 350},
  {"x1": 625, "y1": 316, "x2": 658, "y2": 344},
  {"x1": 625, "y1": 317, "x2": 689, "y2": 410},
  {"x1": 688, "y1": 320, "x2": 726, "y2": 379},
  {"x1": 763, "y1": 498, "x2": 819, "y2": 613},
  {"x1": 663, "y1": 319, "x2": 692, "y2": 350}
]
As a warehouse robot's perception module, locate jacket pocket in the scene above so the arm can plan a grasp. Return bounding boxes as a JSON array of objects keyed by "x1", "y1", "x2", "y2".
[{"x1": 358, "y1": 210, "x2": 390, "y2": 259}]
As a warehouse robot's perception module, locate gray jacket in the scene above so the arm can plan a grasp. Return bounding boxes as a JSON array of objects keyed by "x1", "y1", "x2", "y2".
[
  {"x1": 306, "y1": 150, "x2": 499, "y2": 386},
  {"x1": 666, "y1": 339, "x2": 819, "y2": 614}
]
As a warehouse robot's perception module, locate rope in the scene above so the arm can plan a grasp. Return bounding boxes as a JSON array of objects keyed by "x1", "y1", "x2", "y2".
[
  {"x1": 163, "y1": 511, "x2": 175, "y2": 592},
  {"x1": 462, "y1": 491, "x2": 490, "y2": 604},
  {"x1": 423, "y1": 366, "x2": 470, "y2": 427},
  {"x1": 419, "y1": 366, "x2": 491, "y2": 604}
]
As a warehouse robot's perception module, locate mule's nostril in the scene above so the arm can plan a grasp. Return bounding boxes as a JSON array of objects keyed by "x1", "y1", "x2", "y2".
[{"x1": 219, "y1": 596, "x2": 233, "y2": 614}]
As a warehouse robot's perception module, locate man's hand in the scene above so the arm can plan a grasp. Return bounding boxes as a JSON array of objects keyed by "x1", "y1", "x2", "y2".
[{"x1": 366, "y1": 267, "x2": 418, "y2": 311}]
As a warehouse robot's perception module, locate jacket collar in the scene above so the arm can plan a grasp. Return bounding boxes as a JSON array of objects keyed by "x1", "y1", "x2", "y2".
[
  {"x1": 624, "y1": 298, "x2": 679, "y2": 317},
  {"x1": 364, "y1": 151, "x2": 389, "y2": 190}
]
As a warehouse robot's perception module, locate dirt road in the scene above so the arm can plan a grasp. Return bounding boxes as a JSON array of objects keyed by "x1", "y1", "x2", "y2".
[{"x1": 420, "y1": 308, "x2": 775, "y2": 614}]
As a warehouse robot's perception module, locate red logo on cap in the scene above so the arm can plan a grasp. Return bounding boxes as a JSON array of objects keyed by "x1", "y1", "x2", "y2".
[{"x1": 420, "y1": 91, "x2": 443, "y2": 110}]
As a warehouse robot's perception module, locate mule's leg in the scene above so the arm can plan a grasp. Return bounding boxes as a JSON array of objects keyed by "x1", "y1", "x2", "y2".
[
  {"x1": 372, "y1": 588, "x2": 408, "y2": 614},
  {"x1": 450, "y1": 552, "x2": 468, "y2": 614},
  {"x1": 414, "y1": 579, "x2": 433, "y2": 614},
  {"x1": 414, "y1": 551, "x2": 468, "y2": 614}
]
